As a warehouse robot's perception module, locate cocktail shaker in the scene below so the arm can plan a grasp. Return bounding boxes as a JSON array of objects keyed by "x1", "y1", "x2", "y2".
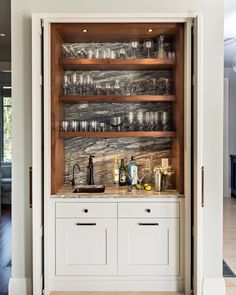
[{"x1": 154, "y1": 170, "x2": 162, "y2": 192}]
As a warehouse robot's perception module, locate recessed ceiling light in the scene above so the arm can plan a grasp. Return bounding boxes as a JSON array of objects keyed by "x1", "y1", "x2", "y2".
[
  {"x1": 82, "y1": 29, "x2": 88, "y2": 33},
  {"x1": 0, "y1": 33, "x2": 6, "y2": 37},
  {"x1": 147, "y1": 29, "x2": 153, "y2": 32}
]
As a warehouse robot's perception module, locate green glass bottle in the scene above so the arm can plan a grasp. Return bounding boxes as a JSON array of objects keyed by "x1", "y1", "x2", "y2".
[{"x1": 119, "y1": 159, "x2": 126, "y2": 186}]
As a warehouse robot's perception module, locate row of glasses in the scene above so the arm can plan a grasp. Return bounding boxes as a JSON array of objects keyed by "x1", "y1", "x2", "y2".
[
  {"x1": 127, "y1": 110, "x2": 171, "y2": 131},
  {"x1": 62, "y1": 35, "x2": 175, "y2": 60},
  {"x1": 60, "y1": 120, "x2": 107, "y2": 132},
  {"x1": 63, "y1": 73, "x2": 172, "y2": 96},
  {"x1": 60, "y1": 110, "x2": 171, "y2": 133}
]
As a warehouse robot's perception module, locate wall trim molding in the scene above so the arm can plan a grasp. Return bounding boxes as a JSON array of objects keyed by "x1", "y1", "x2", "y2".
[
  {"x1": 202, "y1": 278, "x2": 225, "y2": 295},
  {"x1": 8, "y1": 278, "x2": 32, "y2": 295}
]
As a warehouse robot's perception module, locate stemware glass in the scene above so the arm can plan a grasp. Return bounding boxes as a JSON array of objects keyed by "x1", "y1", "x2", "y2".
[
  {"x1": 105, "y1": 82, "x2": 112, "y2": 95},
  {"x1": 119, "y1": 48, "x2": 126, "y2": 59},
  {"x1": 89, "y1": 120, "x2": 98, "y2": 132},
  {"x1": 114, "y1": 79, "x2": 121, "y2": 95},
  {"x1": 162, "y1": 111, "x2": 171, "y2": 131},
  {"x1": 60, "y1": 120, "x2": 70, "y2": 132},
  {"x1": 127, "y1": 111, "x2": 135, "y2": 131},
  {"x1": 137, "y1": 111, "x2": 144, "y2": 131},
  {"x1": 77, "y1": 74, "x2": 83, "y2": 96},
  {"x1": 70, "y1": 120, "x2": 79, "y2": 132},
  {"x1": 144, "y1": 39, "x2": 154, "y2": 58},
  {"x1": 63, "y1": 74, "x2": 69, "y2": 95},
  {"x1": 130, "y1": 40, "x2": 139, "y2": 59},
  {"x1": 80, "y1": 121, "x2": 88, "y2": 132},
  {"x1": 71, "y1": 72, "x2": 77, "y2": 95},
  {"x1": 149, "y1": 111, "x2": 154, "y2": 130},
  {"x1": 154, "y1": 111, "x2": 162, "y2": 130},
  {"x1": 95, "y1": 82, "x2": 103, "y2": 95},
  {"x1": 144, "y1": 112, "x2": 150, "y2": 130}
]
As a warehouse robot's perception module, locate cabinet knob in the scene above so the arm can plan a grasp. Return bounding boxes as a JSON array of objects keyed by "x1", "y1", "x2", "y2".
[
  {"x1": 145, "y1": 208, "x2": 151, "y2": 213},
  {"x1": 83, "y1": 209, "x2": 88, "y2": 213}
]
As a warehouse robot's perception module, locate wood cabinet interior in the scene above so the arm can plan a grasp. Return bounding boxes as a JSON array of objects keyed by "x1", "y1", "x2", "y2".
[{"x1": 51, "y1": 22, "x2": 184, "y2": 195}]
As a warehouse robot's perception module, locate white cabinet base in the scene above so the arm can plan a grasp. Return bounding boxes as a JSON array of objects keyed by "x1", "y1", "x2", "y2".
[{"x1": 46, "y1": 279, "x2": 184, "y2": 294}]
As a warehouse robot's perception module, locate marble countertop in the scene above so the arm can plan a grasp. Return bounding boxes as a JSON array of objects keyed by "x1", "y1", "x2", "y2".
[{"x1": 51, "y1": 185, "x2": 184, "y2": 199}]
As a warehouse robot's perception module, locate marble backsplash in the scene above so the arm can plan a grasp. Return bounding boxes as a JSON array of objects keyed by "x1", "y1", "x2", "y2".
[{"x1": 64, "y1": 137, "x2": 172, "y2": 186}]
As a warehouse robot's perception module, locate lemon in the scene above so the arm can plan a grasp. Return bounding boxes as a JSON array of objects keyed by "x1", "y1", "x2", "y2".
[
  {"x1": 145, "y1": 185, "x2": 152, "y2": 191},
  {"x1": 135, "y1": 184, "x2": 142, "y2": 190},
  {"x1": 144, "y1": 183, "x2": 149, "y2": 188}
]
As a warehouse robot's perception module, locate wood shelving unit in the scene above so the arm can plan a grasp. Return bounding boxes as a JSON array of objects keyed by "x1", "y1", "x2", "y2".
[
  {"x1": 59, "y1": 58, "x2": 175, "y2": 71},
  {"x1": 60, "y1": 131, "x2": 176, "y2": 139},
  {"x1": 60, "y1": 95, "x2": 176, "y2": 103},
  {"x1": 51, "y1": 22, "x2": 184, "y2": 195}
]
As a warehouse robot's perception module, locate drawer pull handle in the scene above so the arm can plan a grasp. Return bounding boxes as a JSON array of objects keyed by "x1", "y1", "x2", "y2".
[
  {"x1": 138, "y1": 223, "x2": 159, "y2": 226},
  {"x1": 83, "y1": 209, "x2": 88, "y2": 213},
  {"x1": 75, "y1": 223, "x2": 96, "y2": 226},
  {"x1": 145, "y1": 209, "x2": 151, "y2": 213}
]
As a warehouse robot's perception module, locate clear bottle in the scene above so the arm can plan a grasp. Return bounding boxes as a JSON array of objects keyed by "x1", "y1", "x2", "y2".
[
  {"x1": 119, "y1": 159, "x2": 127, "y2": 186},
  {"x1": 112, "y1": 154, "x2": 119, "y2": 185},
  {"x1": 157, "y1": 35, "x2": 167, "y2": 59},
  {"x1": 127, "y1": 156, "x2": 138, "y2": 185}
]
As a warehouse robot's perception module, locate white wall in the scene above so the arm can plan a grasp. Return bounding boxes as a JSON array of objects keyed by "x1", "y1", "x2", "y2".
[{"x1": 11, "y1": 0, "x2": 224, "y2": 293}]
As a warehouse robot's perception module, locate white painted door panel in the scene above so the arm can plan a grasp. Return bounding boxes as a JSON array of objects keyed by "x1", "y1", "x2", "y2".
[
  {"x1": 118, "y1": 218, "x2": 179, "y2": 275},
  {"x1": 56, "y1": 218, "x2": 117, "y2": 275}
]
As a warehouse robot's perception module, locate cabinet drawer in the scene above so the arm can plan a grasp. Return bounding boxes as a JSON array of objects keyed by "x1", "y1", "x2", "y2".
[
  {"x1": 118, "y1": 202, "x2": 179, "y2": 218},
  {"x1": 56, "y1": 202, "x2": 117, "y2": 218}
]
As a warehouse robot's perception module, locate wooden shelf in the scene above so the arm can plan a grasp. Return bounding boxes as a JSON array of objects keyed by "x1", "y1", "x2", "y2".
[
  {"x1": 59, "y1": 131, "x2": 176, "y2": 138},
  {"x1": 60, "y1": 95, "x2": 176, "y2": 103},
  {"x1": 59, "y1": 58, "x2": 175, "y2": 71}
]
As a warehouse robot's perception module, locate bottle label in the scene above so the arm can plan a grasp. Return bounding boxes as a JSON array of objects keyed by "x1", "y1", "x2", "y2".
[
  {"x1": 131, "y1": 166, "x2": 138, "y2": 185},
  {"x1": 113, "y1": 169, "x2": 119, "y2": 182},
  {"x1": 120, "y1": 172, "x2": 126, "y2": 183}
]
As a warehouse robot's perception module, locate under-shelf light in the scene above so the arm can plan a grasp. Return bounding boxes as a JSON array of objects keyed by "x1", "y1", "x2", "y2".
[
  {"x1": 0, "y1": 33, "x2": 6, "y2": 37},
  {"x1": 82, "y1": 29, "x2": 88, "y2": 33},
  {"x1": 147, "y1": 28, "x2": 153, "y2": 32}
]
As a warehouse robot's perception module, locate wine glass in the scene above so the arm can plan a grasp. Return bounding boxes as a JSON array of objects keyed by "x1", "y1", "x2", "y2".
[
  {"x1": 127, "y1": 111, "x2": 135, "y2": 131},
  {"x1": 63, "y1": 74, "x2": 69, "y2": 95},
  {"x1": 119, "y1": 48, "x2": 126, "y2": 59},
  {"x1": 130, "y1": 40, "x2": 139, "y2": 59},
  {"x1": 114, "y1": 79, "x2": 121, "y2": 95},
  {"x1": 137, "y1": 111, "x2": 144, "y2": 131},
  {"x1": 149, "y1": 111, "x2": 154, "y2": 130},
  {"x1": 144, "y1": 39, "x2": 154, "y2": 58},
  {"x1": 162, "y1": 111, "x2": 171, "y2": 131},
  {"x1": 71, "y1": 72, "x2": 77, "y2": 95},
  {"x1": 144, "y1": 112, "x2": 150, "y2": 130}
]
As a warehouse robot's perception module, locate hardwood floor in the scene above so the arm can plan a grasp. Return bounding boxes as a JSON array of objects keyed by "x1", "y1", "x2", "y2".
[
  {"x1": 224, "y1": 197, "x2": 236, "y2": 295},
  {"x1": 0, "y1": 208, "x2": 11, "y2": 295}
]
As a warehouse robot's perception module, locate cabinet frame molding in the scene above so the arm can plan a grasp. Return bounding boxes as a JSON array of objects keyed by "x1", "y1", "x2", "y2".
[{"x1": 31, "y1": 13, "x2": 202, "y2": 295}]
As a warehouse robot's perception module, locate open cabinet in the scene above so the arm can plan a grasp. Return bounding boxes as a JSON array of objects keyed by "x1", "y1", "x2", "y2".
[{"x1": 50, "y1": 22, "x2": 184, "y2": 194}]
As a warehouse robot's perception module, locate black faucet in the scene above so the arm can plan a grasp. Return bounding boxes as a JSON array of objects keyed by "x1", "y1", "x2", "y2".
[
  {"x1": 71, "y1": 163, "x2": 82, "y2": 186},
  {"x1": 87, "y1": 155, "x2": 95, "y2": 185}
]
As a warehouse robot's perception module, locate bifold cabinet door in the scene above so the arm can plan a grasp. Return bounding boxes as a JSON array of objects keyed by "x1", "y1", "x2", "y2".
[
  {"x1": 56, "y1": 218, "x2": 117, "y2": 275},
  {"x1": 118, "y1": 218, "x2": 179, "y2": 276}
]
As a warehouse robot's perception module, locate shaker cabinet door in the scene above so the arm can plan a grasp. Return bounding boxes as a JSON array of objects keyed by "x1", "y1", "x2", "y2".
[
  {"x1": 118, "y1": 218, "x2": 179, "y2": 276},
  {"x1": 56, "y1": 218, "x2": 117, "y2": 276}
]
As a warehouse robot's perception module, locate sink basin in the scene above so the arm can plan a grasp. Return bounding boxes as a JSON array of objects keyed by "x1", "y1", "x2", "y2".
[{"x1": 73, "y1": 185, "x2": 105, "y2": 193}]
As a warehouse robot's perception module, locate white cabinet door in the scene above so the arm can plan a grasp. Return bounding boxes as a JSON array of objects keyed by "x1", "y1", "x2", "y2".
[
  {"x1": 118, "y1": 218, "x2": 179, "y2": 276},
  {"x1": 56, "y1": 218, "x2": 117, "y2": 275}
]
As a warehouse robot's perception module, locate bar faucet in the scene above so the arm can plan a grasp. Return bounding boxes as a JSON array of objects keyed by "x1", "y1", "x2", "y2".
[
  {"x1": 71, "y1": 163, "x2": 82, "y2": 186},
  {"x1": 87, "y1": 155, "x2": 95, "y2": 185}
]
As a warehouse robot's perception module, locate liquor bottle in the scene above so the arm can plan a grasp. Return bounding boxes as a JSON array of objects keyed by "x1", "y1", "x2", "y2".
[
  {"x1": 112, "y1": 154, "x2": 119, "y2": 185},
  {"x1": 127, "y1": 156, "x2": 138, "y2": 185},
  {"x1": 119, "y1": 159, "x2": 127, "y2": 186}
]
